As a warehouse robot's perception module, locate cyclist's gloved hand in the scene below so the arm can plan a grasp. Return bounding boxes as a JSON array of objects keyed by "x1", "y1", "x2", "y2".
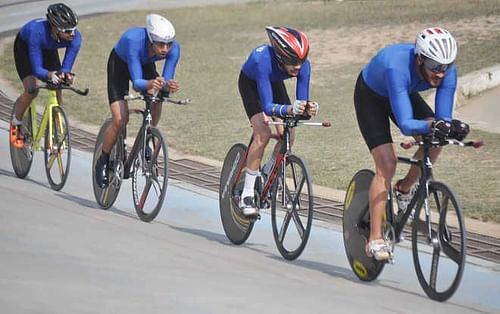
[
  {"x1": 306, "y1": 101, "x2": 319, "y2": 116},
  {"x1": 450, "y1": 119, "x2": 470, "y2": 141},
  {"x1": 61, "y1": 72, "x2": 75, "y2": 85},
  {"x1": 48, "y1": 71, "x2": 61, "y2": 84},
  {"x1": 165, "y1": 79, "x2": 179, "y2": 93},
  {"x1": 292, "y1": 100, "x2": 306, "y2": 115},
  {"x1": 431, "y1": 119, "x2": 451, "y2": 141}
]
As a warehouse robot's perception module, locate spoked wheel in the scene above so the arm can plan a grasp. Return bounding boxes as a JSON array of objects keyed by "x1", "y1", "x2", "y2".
[
  {"x1": 343, "y1": 169, "x2": 387, "y2": 281},
  {"x1": 9, "y1": 106, "x2": 33, "y2": 178},
  {"x1": 412, "y1": 181, "x2": 466, "y2": 301},
  {"x1": 271, "y1": 154, "x2": 313, "y2": 260},
  {"x1": 132, "y1": 127, "x2": 168, "y2": 222},
  {"x1": 44, "y1": 106, "x2": 71, "y2": 191},
  {"x1": 219, "y1": 143, "x2": 254, "y2": 245},
  {"x1": 92, "y1": 118, "x2": 123, "y2": 209}
]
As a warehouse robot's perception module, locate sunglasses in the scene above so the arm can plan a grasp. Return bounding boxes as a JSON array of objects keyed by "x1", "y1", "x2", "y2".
[
  {"x1": 58, "y1": 27, "x2": 76, "y2": 34},
  {"x1": 153, "y1": 41, "x2": 173, "y2": 48},
  {"x1": 422, "y1": 57, "x2": 453, "y2": 73},
  {"x1": 281, "y1": 57, "x2": 304, "y2": 66}
]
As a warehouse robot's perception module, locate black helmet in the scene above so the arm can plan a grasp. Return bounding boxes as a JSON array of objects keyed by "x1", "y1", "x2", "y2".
[{"x1": 46, "y1": 3, "x2": 78, "y2": 29}]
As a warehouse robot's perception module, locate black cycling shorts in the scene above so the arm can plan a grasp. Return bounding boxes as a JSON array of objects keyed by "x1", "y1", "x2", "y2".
[
  {"x1": 14, "y1": 33, "x2": 61, "y2": 81},
  {"x1": 107, "y1": 49, "x2": 159, "y2": 104},
  {"x1": 238, "y1": 70, "x2": 291, "y2": 119},
  {"x1": 354, "y1": 72, "x2": 434, "y2": 151}
]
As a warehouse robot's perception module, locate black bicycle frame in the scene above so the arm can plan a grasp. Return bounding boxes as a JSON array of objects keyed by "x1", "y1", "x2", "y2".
[
  {"x1": 389, "y1": 138, "x2": 435, "y2": 242},
  {"x1": 122, "y1": 99, "x2": 154, "y2": 177}
]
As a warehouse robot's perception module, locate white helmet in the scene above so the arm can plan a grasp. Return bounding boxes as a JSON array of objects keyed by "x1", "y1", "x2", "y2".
[
  {"x1": 415, "y1": 27, "x2": 457, "y2": 64},
  {"x1": 146, "y1": 14, "x2": 175, "y2": 43}
]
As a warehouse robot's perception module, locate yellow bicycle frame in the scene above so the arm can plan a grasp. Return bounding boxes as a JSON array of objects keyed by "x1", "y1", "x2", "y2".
[{"x1": 26, "y1": 90, "x2": 66, "y2": 171}]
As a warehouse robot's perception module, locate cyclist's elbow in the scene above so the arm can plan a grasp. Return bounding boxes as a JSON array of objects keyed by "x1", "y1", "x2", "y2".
[{"x1": 399, "y1": 122, "x2": 414, "y2": 136}]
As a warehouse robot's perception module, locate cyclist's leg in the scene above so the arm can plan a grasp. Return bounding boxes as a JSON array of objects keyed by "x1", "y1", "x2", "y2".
[
  {"x1": 354, "y1": 72, "x2": 394, "y2": 260},
  {"x1": 102, "y1": 100, "x2": 129, "y2": 154},
  {"x1": 95, "y1": 49, "x2": 130, "y2": 187},
  {"x1": 12, "y1": 33, "x2": 37, "y2": 143},
  {"x1": 13, "y1": 76, "x2": 37, "y2": 120},
  {"x1": 395, "y1": 93, "x2": 441, "y2": 193},
  {"x1": 102, "y1": 48, "x2": 131, "y2": 155},
  {"x1": 238, "y1": 71, "x2": 271, "y2": 214},
  {"x1": 369, "y1": 144, "x2": 396, "y2": 241}
]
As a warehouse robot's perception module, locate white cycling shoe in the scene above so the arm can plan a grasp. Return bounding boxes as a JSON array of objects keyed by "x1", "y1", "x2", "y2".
[{"x1": 239, "y1": 196, "x2": 259, "y2": 217}]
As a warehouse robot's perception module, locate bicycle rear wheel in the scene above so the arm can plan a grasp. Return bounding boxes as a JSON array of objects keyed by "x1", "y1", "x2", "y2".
[
  {"x1": 219, "y1": 143, "x2": 254, "y2": 245},
  {"x1": 92, "y1": 118, "x2": 124, "y2": 209},
  {"x1": 132, "y1": 127, "x2": 168, "y2": 222},
  {"x1": 44, "y1": 106, "x2": 71, "y2": 191},
  {"x1": 9, "y1": 105, "x2": 33, "y2": 178},
  {"x1": 271, "y1": 154, "x2": 313, "y2": 260},
  {"x1": 343, "y1": 169, "x2": 387, "y2": 281},
  {"x1": 412, "y1": 181, "x2": 466, "y2": 301}
]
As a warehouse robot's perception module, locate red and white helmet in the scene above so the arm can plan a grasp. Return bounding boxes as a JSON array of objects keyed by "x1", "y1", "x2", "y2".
[
  {"x1": 146, "y1": 14, "x2": 175, "y2": 43},
  {"x1": 415, "y1": 27, "x2": 457, "y2": 64},
  {"x1": 266, "y1": 26, "x2": 309, "y2": 65}
]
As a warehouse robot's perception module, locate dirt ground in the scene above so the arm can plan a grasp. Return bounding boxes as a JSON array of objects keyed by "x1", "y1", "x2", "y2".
[{"x1": 310, "y1": 16, "x2": 500, "y2": 70}]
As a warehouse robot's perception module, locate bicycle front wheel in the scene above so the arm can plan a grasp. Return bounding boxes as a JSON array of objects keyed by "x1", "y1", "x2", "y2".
[
  {"x1": 92, "y1": 118, "x2": 123, "y2": 209},
  {"x1": 219, "y1": 143, "x2": 254, "y2": 245},
  {"x1": 44, "y1": 106, "x2": 71, "y2": 191},
  {"x1": 9, "y1": 105, "x2": 33, "y2": 178},
  {"x1": 412, "y1": 181, "x2": 466, "y2": 302},
  {"x1": 271, "y1": 154, "x2": 313, "y2": 260},
  {"x1": 132, "y1": 127, "x2": 168, "y2": 222}
]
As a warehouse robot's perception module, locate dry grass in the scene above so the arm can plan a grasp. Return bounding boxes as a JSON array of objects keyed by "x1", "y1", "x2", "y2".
[{"x1": 0, "y1": 0, "x2": 499, "y2": 222}]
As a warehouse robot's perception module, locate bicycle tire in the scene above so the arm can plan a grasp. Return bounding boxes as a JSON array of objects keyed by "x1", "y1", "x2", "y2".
[
  {"x1": 132, "y1": 127, "x2": 168, "y2": 222},
  {"x1": 92, "y1": 118, "x2": 123, "y2": 209},
  {"x1": 219, "y1": 143, "x2": 254, "y2": 245},
  {"x1": 271, "y1": 154, "x2": 313, "y2": 260},
  {"x1": 44, "y1": 106, "x2": 71, "y2": 191},
  {"x1": 9, "y1": 105, "x2": 33, "y2": 178},
  {"x1": 412, "y1": 181, "x2": 466, "y2": 301},
  {"x1": 343, "y1": 169, "x2": 387, "y2": 281}
]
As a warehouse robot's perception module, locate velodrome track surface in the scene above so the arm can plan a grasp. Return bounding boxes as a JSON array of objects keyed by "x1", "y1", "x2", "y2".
[{"x1": 1, "y1": 118, "x2": 500, "y2": 313}]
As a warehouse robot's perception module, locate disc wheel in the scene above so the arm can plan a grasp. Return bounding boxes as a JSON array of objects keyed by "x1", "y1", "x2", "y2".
[
  {"x1": 219, "y1": 143, "x2": 254, "y2": 245},
  {"x1": 9, "y1": 106, "x2": 33, "y2": 178}
]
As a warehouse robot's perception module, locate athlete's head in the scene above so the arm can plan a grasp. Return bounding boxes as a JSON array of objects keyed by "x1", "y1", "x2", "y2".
[
  {"x1": 146, "y1": 14, "x2": 175, "y2": 44},
  {"x1": 266, "y1": 26, "x2": 309, "y2": 66},
  {"x1": 47, "y1": 3, "x2": 78, "y2": 30},
  {"x1": 415, "y1": 27, "x2": 457, "y2": 72},
  {"x1": 415, "y1": 27, "x2": 457, "y2": 87}
]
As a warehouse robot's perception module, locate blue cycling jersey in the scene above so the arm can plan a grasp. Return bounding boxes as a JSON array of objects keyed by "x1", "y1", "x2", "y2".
[
  {"x1": 19, "y1": 19, "x2": 82, "y2": 80},
  {"x1": 114, "y1": 27, "x2": 180, "y2": 91},
  {"x1": 241, "y1": 45, "x2": 310, "y2": 116},
  {"x1": 362, "y1": 43, "x2": 457, "y2": 136}
]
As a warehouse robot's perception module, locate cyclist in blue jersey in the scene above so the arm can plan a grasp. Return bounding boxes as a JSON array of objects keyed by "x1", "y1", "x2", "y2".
[
  {"x1": 10, "y1": 3, "x2": 80, "y2": 148},
  {"x1": 354, "y1": 27, "x2": 470, "y2": 260},
  {"x1": 238, "y1": 26, "x2": 319, "y2": 217},
  {"x1": 95, "y1": 14, "x2": 180, "y2": 188}
]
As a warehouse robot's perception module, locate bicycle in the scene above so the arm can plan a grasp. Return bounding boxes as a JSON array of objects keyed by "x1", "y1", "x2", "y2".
[
  {"x1": 9, "y1": 82, "x2": 89, "y2": 191},
  {"x1": 219, "y1": 115, "x2": 330, "y2": 260},
  {"x1": 92, "y1": 92, "x2": 190, "y2": 222},
  {"x1": 342, "y1": 136, "x2": 483, "y2": 301}
]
